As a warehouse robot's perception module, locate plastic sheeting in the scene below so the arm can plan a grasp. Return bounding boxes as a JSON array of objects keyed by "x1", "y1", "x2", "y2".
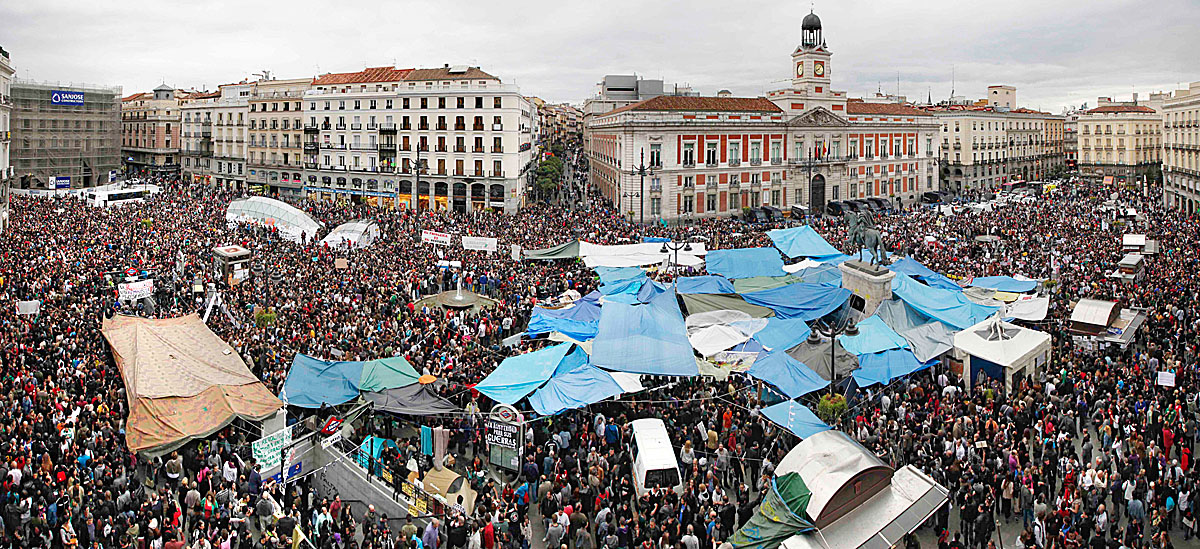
[
  {"x1": 280, "y1": 354, "x2": 421, "y2": 408},
  {"x1": 527, "y1": 359, "x2": 624, "y2": 416},
  {"x1": 729, "y1": 473, "x2": 815, "y2": 549},
  {"x1": 900, "y1": 322, "x2": 956, "y2": 363},
  {"x1": 837, "y1": 315, "x2": 910, "y2": 356},
  {"x1": 761, "y1": 401, "x2": 831, "y2": 440},
  {"x1": 747, "y1": 350, "x2": 829, "y2": 399},
  {"x1": 523, "y1": 241, "x2": 580, "y2": 260},
  {"x1": 365, "y1": 383, "x2": 460, "y2": 416},
  {"x1": 526, "y1": 292, "x2": 602, "y2": 341},
  {"x1": 753, "y1": 317, "x2": 813, "y2": 352},
  {"x1": 732, "y1": 275, "x2": 806, "y2": 294},
  {"x1": 969, "y1": 276, "x2": 1037, "y2": 293},
  {"x1": 792, "y1": 264, "x2": 844, "y2": 287},
  {"x1": 681, "y1": 293, "x2": 775, "y2": 318},
  {"x1": 475, "y1": 343, "x2": 586, "y2": 404},
  {"x1": 887, "y1": 257, "x2": 962, "y2": 292},
  {"x1": 226, "y1": 197, "x2": 322, "y2": 243},
  {"x1": 580, "y1": 241, "x2": 706, "y2": 268},
  {"x1": 852, "y1": 349, "x2": 933, "y2": 387},
  {"x1": 1006, "y1": 295, "x2": 1050, "y2": 322},
  {"x1": 741, "y1": 283, "x2": 852, "y2": 321},
  {"x1": 767, "y1": 225, "x2": 843, "y2": 259},
  {"x1": 706, "y1": 248, "x2": 786, "y2": 279},
  {"x1": 676, "y1": 276, "x2": 735, "y2": 295},
  {"x1": 689, "y1": 324, "x2": 753, "y2": 357},
  {"x1": 320, "y1": 220, "x2": 380, "y2": 249},
  {"x1": 785, "y1": 337, "x2": 859, "y2": 381},
  {"x1": 596, "y1": 267, "x2": 646, "y2": 285},
  {"x1": 591, "y1": 290, "x2": 699, "y2": 376},
  {"x1": 891, "y1": 273, "x2": 999, "y2": 331}
]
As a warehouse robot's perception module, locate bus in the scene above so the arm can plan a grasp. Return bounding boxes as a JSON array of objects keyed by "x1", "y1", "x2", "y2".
[{"x1": 83, "y1": 184, "x2": 161, "y2": 208}]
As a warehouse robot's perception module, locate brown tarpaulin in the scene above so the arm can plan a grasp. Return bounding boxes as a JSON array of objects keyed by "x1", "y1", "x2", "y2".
[{"x1": 102, "y1": 314, "x2": 282, "y2": 455}]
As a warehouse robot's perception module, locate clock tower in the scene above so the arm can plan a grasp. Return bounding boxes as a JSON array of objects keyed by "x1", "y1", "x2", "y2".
[{"x1": 770, "y1": 10, "x2": 845, "y2": 117}]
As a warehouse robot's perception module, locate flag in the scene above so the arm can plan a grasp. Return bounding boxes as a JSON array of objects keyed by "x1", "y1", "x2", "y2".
[{"x1": 293, "y1": 525, "x2": 309, "y2": 549}]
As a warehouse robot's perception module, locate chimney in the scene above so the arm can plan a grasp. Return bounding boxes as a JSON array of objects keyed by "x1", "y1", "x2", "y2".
[
  {"x1": 1132, "y1": 92, "x2": 1139, "y2": 104},
  {"x1": 444, "y1": 64, "x2": 450, "y2": 69}
]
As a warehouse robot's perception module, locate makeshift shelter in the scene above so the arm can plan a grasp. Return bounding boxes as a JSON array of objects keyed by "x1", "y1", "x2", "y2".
[
  {"x1": 874, "y1": 299, "x2": 956, "y2": 364},
  {"x1": 706, "y1": 248, "x2": 786, "y2": 279},
  {"x1": 280, "y1": 354, "x2": 421, "y2": 408},
  {"x1": 580, "y1": 241, "x2": 706, "y2": 268},
  {"x1": 364, "y1": 383, "x2": 459, "y2": 416},
  {"x1": 526, "y1": 357, "x2": 624, "y2": 416},
  {"x1": 732, "y1": 274, "x2": 806, "y2": 294},
  {"x1": 887, "y1": 257, "x2": 961, "y2": 292},
  {"x1": 474, "y1": 343, "x2": 627, "y2": 415},
  {"x1": 102, "y1": 314, "x2": 282, "y2": 455},
  {"x1": 681, "y1": 293, "x2": 775, "y2": 318},
  {"x1": 729, "y1": 473, "x2": 816, "y2": 549},
  {"x1": 748, "y1": 350, "x2": 829, "y2": 399},
  {"x1": 791, "y1": 264, "x2": 843, "y2": 287},
  {"x1": 320, "y1": 220, "x2": 381, "y2": 249},
  {"x1": 953, "y1": 318, "x2": 1051, "y2": 391},
  {"x1": 761, "y1": 401, "x2": 831, "y2": 439},
  {"x1": 676, "y1": 276, "x2": 736, "y2": 294},
  {"x1": 740, "y1": 283, "x2": 852, "y2": 321},
  {"x1": 775, "y1": 430, "x2": 948, "y2": 549},
  {"x1": 592, "y1": 291, "x2": 700, "y2": 376},
  {"x1": 767, "y1": 225, "x2": 842, "y2": 259},
  {"x1": 852, "y1": 349, "x2": 933, "y2": 387},
  {"x1": 968, "y1": 276, "x2": 1037, "y2": 293},
  {"x1": 597, "y1": 266, "x2": 648, "y2": 296},
  {"x1": 836, "y1": 315, "x2": 909, "y2": 356},
  {"x1": 523, "y1": 240, "x2": 580, "y2": 260},
  {"x1": 525, "y1": 292, "x2": 602, "y2": 341},
  {"x1": 891, "y1": 273, "x2": 999, "y2": 330},
  {"x1": 226, "y1": 197, "x2": 322, "y2": 243},
  {"x1": 785, "y1": 336, "x2": 859, "y2": 382},
  {"x1": 752, "y1": 317, "x2": 813, "y2": 352}
]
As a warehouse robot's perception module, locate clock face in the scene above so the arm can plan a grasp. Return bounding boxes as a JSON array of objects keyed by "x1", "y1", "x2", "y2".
[
  {"x1": 815, "y1": 61, "x2": 825, "y2": 76},
  {"x1": 796, "y1": 62, "x2": 804, "y2": 78}
]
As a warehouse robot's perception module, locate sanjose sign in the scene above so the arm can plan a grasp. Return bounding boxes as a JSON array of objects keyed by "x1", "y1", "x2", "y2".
[{"x1": 51, "y1": 90, "x2": 85, "y2": 106}]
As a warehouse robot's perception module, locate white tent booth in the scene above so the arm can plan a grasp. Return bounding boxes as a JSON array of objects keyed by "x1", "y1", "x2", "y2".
[
  {"x1": 320, "y1": 220, "x2": 381, "y2": 249},
  {"x1": 953, "y1": 318, "x2": 1051, "y2": 392},
  {"x1": 226, "y1": 197, "x2": 323, "y2": 243}
]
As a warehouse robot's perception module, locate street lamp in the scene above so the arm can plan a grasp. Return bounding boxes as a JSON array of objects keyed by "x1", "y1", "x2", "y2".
[
  {"x1": 660, "y1": 240, "x2": 694, "y2": 291},
  {"x1": 625, "y1": 148, "x2": 656, "y2": 225},
  {"x1": 807, "y1": 313, "x2": 858, "y2": 395},
  {"x1": 411, "y1": 148, "x2": 427, "y2": 242}
]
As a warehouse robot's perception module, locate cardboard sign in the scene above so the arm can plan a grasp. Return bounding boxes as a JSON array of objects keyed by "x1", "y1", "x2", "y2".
[
  {"x1": 252, "y1": 426, "x2": 293, "y2": 472},
  {"x1": 334, "y1": 258, "x2": 349, "y2": 270},
  {"x1": 1158, "y1": 371, "x2": 1176, "y2": 387},
  {"x1": 462, "y1": 235, "x2": 498, "y2": 252},
  {"x1": 511, "y1": 244, "x2": 522, "y2": 261},
  {"x1": 421, "y1": 230, "x2": 451, "y2": 246}
]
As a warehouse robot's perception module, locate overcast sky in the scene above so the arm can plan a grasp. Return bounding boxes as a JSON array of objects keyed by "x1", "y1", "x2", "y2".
[{"x1": 3, "y1": 0, "x2": 1197, "y2": 112}]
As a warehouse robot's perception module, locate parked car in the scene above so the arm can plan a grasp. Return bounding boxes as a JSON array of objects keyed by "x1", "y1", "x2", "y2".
[{"x1": 825, "y1": 201, "x2": 848, "y2": 216}]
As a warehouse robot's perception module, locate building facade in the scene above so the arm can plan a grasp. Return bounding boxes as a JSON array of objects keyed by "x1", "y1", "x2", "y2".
[
  {"x1": 1064, "y1": 114, "x2": 1078, "y2": 170},
  {"x1": 182, "y1": 83, "x2": 253, "y2": 190},
  {"x1": 247, "y1": 78, "x2": 311, "y2": 197},
  {"x1": 303, "y1": 65, "x2": 534, "y2": 211},
  {"x1": 1162, "y1": 81, "x2": 1200, "y2": 213},
  {"x1": 928, "y1": 103, "x2": 1065, "y2": 193},
  {"x1": 121, "y1": 84, "x2": 185, "y2": 178},
  {"x1": 10, "y1": 79, "x2": 122, "y2": 190},
  {"x1": 586, "y1": 11, "x2": 940, "y2": 222},
  {"x1": 1, "y1": 46, "x2": 12, "y2": 233},
  {"x1": 1076, "y1": 104, "x2": 1161, "y2": 183}
]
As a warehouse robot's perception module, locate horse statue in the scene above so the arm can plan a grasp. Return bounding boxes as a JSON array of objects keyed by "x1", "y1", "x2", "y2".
[{"x1": 845, "y1": 211, "x2": 887, "y2": 266}]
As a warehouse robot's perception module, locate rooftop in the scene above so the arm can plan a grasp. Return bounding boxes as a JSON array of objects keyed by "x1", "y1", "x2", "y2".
[
  {"x1": 846, "y1": 99, "x2": 930, "y2": 116},
  {"x1": 404, "y1": 66, "x2": 497, "y2": 82},
  {"x1": 605, "y1": 95, "x2": 783, "y2": 116},
  {"x1": 1084, "y1": 105, "x2": 1157, "y2": 114},
  {"x1": 313, "y1": 66, "x2": 414, "y2": 86}
]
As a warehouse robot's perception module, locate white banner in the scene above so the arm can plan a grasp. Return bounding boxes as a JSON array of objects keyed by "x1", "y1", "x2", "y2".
[
  {"x1": 1158, "y1": 371, "x2": 1176, "y2": 387},
  {"x1": 118, "y1": 279, "x2": 155, "y2": 301},
  {"x1": 16, "y1": 300, "x2": 41, "y2": 315},
  {"x1": 253, "y1": 426, "x2": 293, "y2": 472},
  {"x1": 462, "y1": 235, "x2": 498, "y2": 252},
  {"x1": 421, "y1": 229, "x2": 452, "y2": 246},
  {"x1": 510, "y1": 244, "x2": 522, "y2": 261}
]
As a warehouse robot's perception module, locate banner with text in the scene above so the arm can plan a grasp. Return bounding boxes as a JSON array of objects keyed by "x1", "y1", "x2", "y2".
[
  {"x1": 462, "y1": 235, "x2": 499, "y2": 252},
  {"x1": 253, "y1": 425, "x2": 294, "y2": 472},
  {"x1": 421, "y1": 230, "x2": 452, "y2": 246},
  {"x1": 118, "y1": 279, "x2": 155, "y2": 301}
]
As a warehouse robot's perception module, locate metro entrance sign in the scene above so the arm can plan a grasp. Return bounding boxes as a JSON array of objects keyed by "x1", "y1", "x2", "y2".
[{"x1": 486, "y1": 404, "x2": 523, "y2": 471}]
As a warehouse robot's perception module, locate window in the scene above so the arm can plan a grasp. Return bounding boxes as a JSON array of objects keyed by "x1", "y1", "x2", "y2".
[
  {"x1": 682, "y1": 195, "x2": 694, "y2": 213},
  {"x1": 369, "y1": 99, "x2": 377, "y2": 110},
  {"x1": 849, "y1": 139, "x2": 858, "y2": 157},
  {"x1": 770, "y1": 142, "x2": 781, "y2": 162},
  {"x1": 771, "y1": 190, "x2": 780, "y2": 205},
  {"x1": 682, "y1": 143, "x2": 695, "y2": 166},
  {"x1": 650, "y1": 197, "x2": 661, "y2": 215},
  {"x1": 476, "y1": 97, "x2": 484, "y2": 109},
  {"x1": 729, "y1": 142, "x2": 741, "y2": 163},
  {"x1": 705, "y1": 143, "x2": 718, "y2": 165},
  {"x1": 865, "y1": 140, "x2": 874, "y2": 158},
  {"x1": 794, "y1": 188, "x2": 803, "y2": 203},
  {"x1": 706, "y1": 194, "x2": 717, "y2": 211},
  {"x1": 649, "y1": 144, "x2": 662, "y2": 168},
  {"x1": 832, "y1": 185, "x2": 840, "y2": 199},
  {"x1": 750, "y1": 141, "x2": 761, "y2": 160},
  {"x1": 403, "y1": 98, "x2": 410, "y2": 109},
  {"x1": 420, "y1": 98, "x2": 428, "y2": 109}
]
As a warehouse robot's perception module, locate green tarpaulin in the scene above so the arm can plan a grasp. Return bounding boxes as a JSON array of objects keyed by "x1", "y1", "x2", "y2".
[
  {"x1": 359, "y1": 356, "x2": 421, "y2": 392},
  {"x1": 729, "y1": 472, "x2": 815, "y2": 549},
  {"x1": 523, "y1": 241, "x2": 580, "y2": 260},
  {"x1": 732, "y1": 275, "x2": 806, "y2": 294},
  {"x1": 681, "y1": 293, "x2": 775, "y2": 318}
]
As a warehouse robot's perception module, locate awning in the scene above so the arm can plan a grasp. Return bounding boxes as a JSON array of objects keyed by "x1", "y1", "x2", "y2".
[
  {"x1": 761, "y1": 401, "x2": 831, "y2": 439},
  {"x1": 767, "y1": 225, "x2": 843, "y2": 259},
  {"x1": 364, "y1": 383, "x2": 460, "y2": 416},
  {"x1": 747, "y1": 350, "x2": 829, "y2": 399},
  {"x1": 741, "y1": 283, "x2": 852, "y2": 321},
  {"x1": 523, "y1": 240, "x2": 580, "y2": 260},
  {"x1": 280, "y1": 354, "x2": 420, "y2": 408},
  {"x1": 707, "y1": 248, "x2": 786, "y2": 279}
]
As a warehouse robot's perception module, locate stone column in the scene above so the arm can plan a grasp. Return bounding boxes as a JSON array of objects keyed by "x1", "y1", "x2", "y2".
[{"x1": 838, "y1": 259, "x2": 896, "y2": 317}]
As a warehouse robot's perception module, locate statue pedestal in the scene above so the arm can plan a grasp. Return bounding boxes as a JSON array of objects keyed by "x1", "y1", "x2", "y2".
[{"x1": 839, "y1": 260, "x2": 896, "y2": 317}]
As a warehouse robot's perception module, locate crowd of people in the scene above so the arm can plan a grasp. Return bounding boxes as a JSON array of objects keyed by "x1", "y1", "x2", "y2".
[{"x1": 0, "y1": 152, "x2": 1197, "y2": 549}]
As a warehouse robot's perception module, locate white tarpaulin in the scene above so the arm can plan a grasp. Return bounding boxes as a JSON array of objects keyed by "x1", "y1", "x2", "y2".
[
  {"x1": 320, "y1": 221, "x2": 381, "y2": 249},
  {"x1": 118, "y1": 279, "x2": 155, "y2": 300},
  {"x1": 783, "y1": 259, "x2": 825, "y2": 273},
  {"x1": 579, "y1": 241, "x2": 707, "y2": 268},
  {"x1": 1005, "y1": 296, "x2": 1049, "y2": 322},
  {"x1": 608, "y1": 372, "x2": 645, "y2": 394},
  {"x1": 689, "y1": 324, "x2": 753, "y2": 357},
  {"x1": 462, "y1": 236, "x2": 499, "y2": 252},
  {"x1": 685, "y1": 309, "x2": 768, "y2": 357}
]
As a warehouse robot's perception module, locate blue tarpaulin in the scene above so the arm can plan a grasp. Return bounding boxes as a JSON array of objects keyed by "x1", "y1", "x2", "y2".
[
  {"x1": 636, "y1": 280, "x2": 672, "y2": 303},
  {"x1": 852, "y1": 348, "x2": 934, "y2": 387},
  {"x1": 591, "y1": 290, "x2": 699, "y2": 376},
  {"x1": 527, "y1": 359, "x2": 624, "y2": 416},
  {"x1": 747, "y1": 350, "x2": 829, "y2": 399},
  {"x1": 676, "y1": 276, "x2": 736, "y2": 295},
  {"x1": 752, "y1": 317, "x2": 813, "y2": 351},
  {"x1": 741, "y1": 283, "x2": 852, "y2": 321},
  {"x1": 888, "y1": 257, "x2": 962, "y2": 292},
  {"x1": 641, "y1": 236, "x2": 670, "y2": 243},
  {"x1": 475, "y1": 343, "x2": 587, "y2": 404},
  {"x1": 891, "y1": 273, "x2": 999, "y2": 330},
  {"x1": 525, "y1": 292, "x2": 602, "y2": 340},
  {"x1": 596, "y1": 266, "x2": 646, "y2": 285},
  {"x1": 767, "y1": 226, "x2": 843, "y2": 259},
  {"x1": 793, "y1": 263, "x2": 843, "y2": 287},
  {"x1": 706, "y1": 248, "x2": 786, "y2": 279},
  {"x1": 837, "y1": 315, "x2": 910, "y2": 356},
  {"x1": 761, "y1": 401, "x2": 831, "y2": 440},
  {"x1": 970, "y1": 276, "x2": 1037, "y2": 293},
  {"x1": 281, "y1": 354, "x2": 421, "y2": 408}
]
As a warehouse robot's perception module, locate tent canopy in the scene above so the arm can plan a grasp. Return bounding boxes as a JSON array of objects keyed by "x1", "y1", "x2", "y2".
[
  {"x1": 969, "y1": 276, "x2": 1037, "y2": 293},
  {"x1": 706, "y1": 248, "x2": 786, "y2": 279},
  {"x1": 365, "y1": 383, "x2": 460, "y2": 416},
  {"x1": 320, "y1": 220, "x2": 381, "y2": 249},
  {"x1": 748, "y1": 350, "x2": 830, "y2": 399},
  {"x1": 753, "y1": 317, "x2": 813, "y2": 352},
  {"x1": 768, "y1": 225, "x2": 843, "y2": 259},
  {"x1": 732, "y1": 274, "x2": 806, "y2": 294},
  {"x1": 761, "y1": 401, "x2": 831, "y2": 439},
  {"x1": 852, "y1": 348, "x2": 934, "y2": 387},
  {"x1": 527, "y1": 358, "x2": 624, "y2": 416},
  {"x1": 226, "y1": 196, "x2": 322, "y2": 243},
  {"x1": 676, "y1": 276, "x2": 736, "y2": 295},
  {"x1": 740, "y1": 283, "x2": 852, "y2": 321},
  {"x1": 281, "y1": 354, "x2": 420, "y2": 408},
  {"x1": 475, "y1": 343, "x2": 586, "y2": 404},
  {"x1": 524, "y1": 240, "x2": 580, "y2": 260},
  {"x1": 837, "y1": 315, "x2": 910, "y2": 356},
  {"x1": 591, "y1": 290, "x2": 699, "y2": 376},
  {"x1": 580, "y1": 241, "x2": 706, "y2": 268},
  {"x1": 887, "y1": 257, "x2": 962, "y2": 292},
  {"x1": 954, "y1": 319, "x2": 1051, "y2": 368},
  {"x1": 525, "y1": 292, "x2": 602, "y2": 341},
  {"x1": 729, "y1": 472, "x2": 815, "y2": 549},
  {"x1": 681, "y1": 293, "x2": 775, "y2": 318},
  {"x1": 785, "y1": 336, "x2": 859, "y2": 381},
  {"x1": 102, "y1": 314, "x2": 282, "y2": 455},
  {"x1": 891, "y1": 273, "x2": 999, "y2": 330}
]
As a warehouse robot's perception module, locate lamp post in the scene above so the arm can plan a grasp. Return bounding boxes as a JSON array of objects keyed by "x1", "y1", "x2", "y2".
[
  {"x1": 625, "y1": 148, "x2": 655, "y2": 225},
  {"x1": 808, "y1": 313, "x2": 858, "y2": 395},
  {"x1": 796, "y1": 149, "x2": 821, "y2": 215},
  {"x1": 412, "y1": 147, "x2": 426, "y2": 242},
  {"x1": 660, "y1": 240, "x2": 694, "y2": 292}
]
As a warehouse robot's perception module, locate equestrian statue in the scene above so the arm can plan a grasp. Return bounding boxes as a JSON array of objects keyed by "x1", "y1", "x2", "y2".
[{"x1": 845, "y1": 211, "x2": 887, "y2": 266}]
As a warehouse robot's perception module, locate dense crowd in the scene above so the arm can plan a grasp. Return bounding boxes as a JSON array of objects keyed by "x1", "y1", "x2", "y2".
[{"x1": 1, "y1": 150, "x2": 1197, "y2": 549}]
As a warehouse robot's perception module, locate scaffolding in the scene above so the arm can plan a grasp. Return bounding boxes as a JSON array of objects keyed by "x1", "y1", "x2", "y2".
[{"x1": 10, "y1": 78, "x2": 122, "y2": 189}]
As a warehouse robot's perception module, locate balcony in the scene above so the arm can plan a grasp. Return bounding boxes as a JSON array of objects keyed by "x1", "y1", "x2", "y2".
[
  {"x1": 455, "y1": 146, "x2": 466, "y2": 153},
  {"x1": 490, "y1": 171, "x2": 505, "y2": 178},
  {"x1": 493, "y1": 146, "x2": 503, "y2": 153},
  {"x1": 400, "y1": 124, "x2": 411, "y2": 130},
  {"x1": 304, "y1": 162, "x2": 320, "y2": 169},
  {"x1": 418, "y1": 124, "x2": 430, "y2": 130},
  {"x1": 367, "y1": 123, "x2": 378, "y2": 130},
  {"x1": 400, "y1": 145, "x2": 412, "y2": 151},
  {"x1": 379, "y1": 143, "x2": 396, "y2": 152},
  {"x1": 436, "y1": 123, "x2": 448, "y2": 131},
  {"x1": 473, "y1": 146, "x2": 485, "y2": 153},
  {"x1": 770, "y1": 158, "x2": 782, "y2": 165},
  {"x1": 350, "y1": 144, "x2": 375, "y2": 151},
  {"x1": 435, "y1": 146, "x2": 448, "y2": 152},
  {"x1": 379, "y1": 123, "x2": 397, "y2": 132},
  {"x1": 473, "y1": 125, "x2": 485, "y2": 131},
  {"x1": 705, "y1": 161, "x2": 718, "y2": 168},
  {"x1": 729, "y1": 159, "x2": 740, "y2": 167},
  {"x1": 749, "y1": 158, "x2": 762, "y2": 166},
  {"x1": 455, "y1": 125, "x2": 466, "y2": 131},
  {"x1": 335, "y1": 123, "x2": 347, "y2": 130},
  {"x1": 649, "y1": 182, "x2": 662, "y2": 192},
  {"x1": 473, "y1": 170, "x2": 485, "y2": 177},
  {"x1": 322, "y1": 123, "x2": 332, "y2": 130},
  {"x1": 304, "y1": 142, "x2": 319, "y2": 151},
  {"x1": 492, "y1": 124, "x2": 503, "y2": 131},
  {"x1": 682, "y1": 160, "x2": 696, "y2": 168}
]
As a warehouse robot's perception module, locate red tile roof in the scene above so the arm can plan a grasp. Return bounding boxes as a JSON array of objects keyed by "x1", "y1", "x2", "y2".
[
  {"x1": 845, "y1": 99, "x2": 930, "y2": 116},
  {"x1": 122, "y1": 92, "x2": 149, "y2": 102},
  {"x1": 404, "y1": 67, "x2": 497, "y2": 81},
  {"x1": 1085, "y1": 105, "x2": 1156, "y2": 114},
  {"x1": 606, "y1": 95, "x2": 782, "y2": 116},
  {"x1": 313, "y1": 66, "x2": 414, "y2": 86}
]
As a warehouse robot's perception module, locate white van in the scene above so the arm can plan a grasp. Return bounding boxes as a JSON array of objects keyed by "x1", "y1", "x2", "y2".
[{"x1": 630, "y1": 418, "x2": 684, "y2": 497}]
